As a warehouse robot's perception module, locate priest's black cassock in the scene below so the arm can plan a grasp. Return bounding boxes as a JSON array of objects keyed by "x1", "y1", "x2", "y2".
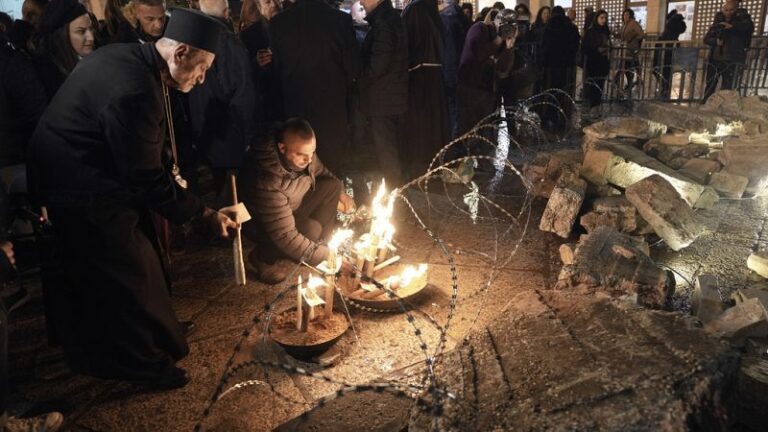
[
  {"x1": 28, "y1": 42, "x2": 202, "y2": 381},
  {"x1": 401, "y1": 0, "x2": 451, "y2": 174}
]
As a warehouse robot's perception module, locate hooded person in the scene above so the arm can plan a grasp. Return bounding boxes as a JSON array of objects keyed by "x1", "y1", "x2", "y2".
[
  {"x1": 540, "y1": 5, "x2": 580, "y2": 131},
  {"x1": 28, "y1": 8, "x2": 238, "y2": 389}
]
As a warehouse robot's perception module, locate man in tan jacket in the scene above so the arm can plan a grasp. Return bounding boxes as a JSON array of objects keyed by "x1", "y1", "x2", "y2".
[
  {"x1": 239, "y1": 118, "x2": 356, "y2": 284},
  {"x1": 618, "y1": 8, "x2": 644, "y2": 92}
]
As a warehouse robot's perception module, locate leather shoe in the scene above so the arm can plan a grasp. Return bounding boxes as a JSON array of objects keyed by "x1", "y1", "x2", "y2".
[{"x1": 180, "y1": 320, "x2": 196, "y2": 337}]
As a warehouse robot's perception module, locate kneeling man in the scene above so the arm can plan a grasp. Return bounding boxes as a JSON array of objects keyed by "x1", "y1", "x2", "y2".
[{"x1": 240, "y1": 118, "x2": 355, "y2": 284}]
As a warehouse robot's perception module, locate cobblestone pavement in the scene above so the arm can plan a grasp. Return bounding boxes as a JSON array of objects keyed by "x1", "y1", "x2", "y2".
[{"x1": 6, "y1": 180, "x2": 766, "y2": 431}]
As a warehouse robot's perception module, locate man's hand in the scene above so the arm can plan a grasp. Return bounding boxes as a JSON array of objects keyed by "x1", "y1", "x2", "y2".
[
  {"x1": 720, "y1": 22, "x2": 733, "y2": 29},
  {"x1": 256, "y1": 49, "x2": 273, "y2": 68},
  {"x1": 1, "y1": 241, "x2": 15, "y2": 266},
  {"x1": 337, "y1": 192, "x2": 356, "y2": 214},
  {"x1": 203, "y1": 207, "x2": 238, "y2": 238}
]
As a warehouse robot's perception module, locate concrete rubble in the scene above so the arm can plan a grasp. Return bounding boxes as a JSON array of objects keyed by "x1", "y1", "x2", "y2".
[
  {"x1": 709, "y1": 171, "x2": 749, "y2": 199},
  {"x1": 539, "y1": 169, "x2": 587, "y2": 238},
  {"x1": 582, "y1": 116, "x2": 667, "y2": 150},
  {"x1": 579, "y1": 196, "x2": 638, "y2": 234},
  {"x1": 705, "y1": 298, "x2": 768, "y2": 345},
  {"x1": 581, "y1": 140, "x2": 707, "y2": 207},
  {"x1": 555, "y1": 226, "x2": 674, "y2": 309},
  {"x1": 721, "y1": 135, "x2": 768, "y2": 196},
  {"x1": 692, "y1": 274, "x2": 724, "y2": 324},
  {"x1": 626, "y1": 175, "x2": 705, "y2": 251},
  {"x1": 747, "y1": 250, "x2": 768, "y2": 279},
  {"x1": 523, "y1": 149, "x2": 583, "y2": 198},
  {"x1": 701, "y1": 90, "x2": 768, "y2": 132},
  {"x1": 677, "y1": 158, "x2": 721, "y2": 185}
]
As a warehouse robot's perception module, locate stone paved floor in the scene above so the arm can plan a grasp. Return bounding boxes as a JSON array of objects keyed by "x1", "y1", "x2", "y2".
[{"x1": 6, "y1": 176, "x2": 767, "y2": 431}]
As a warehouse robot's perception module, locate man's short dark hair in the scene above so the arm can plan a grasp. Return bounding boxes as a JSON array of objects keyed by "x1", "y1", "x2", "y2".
[
  {"x1": 278, "y1": 118, "x2": 315, "y2": 144},
  {"x1": 552, "y1": 6, "x2": 565, "y2": 16}
]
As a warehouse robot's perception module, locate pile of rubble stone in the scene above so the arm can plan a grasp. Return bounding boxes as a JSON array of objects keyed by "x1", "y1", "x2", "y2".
[
  {"x1": 525, "y1": 90, "x2": 768, "y2": 330},
  {"x1": 524, "y1": 91, "x2": 768, "y2": 427}
]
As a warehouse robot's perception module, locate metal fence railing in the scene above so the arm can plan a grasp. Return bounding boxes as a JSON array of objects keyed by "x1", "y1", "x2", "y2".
[{"x1": 519, "y1": 37, "x2": 768, "y2": 105}]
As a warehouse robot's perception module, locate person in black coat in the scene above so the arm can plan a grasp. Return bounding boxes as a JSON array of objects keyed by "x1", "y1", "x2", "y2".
[
  {"x1": 0, "y1": 31, "x2": 47, "y2": 177},
  {"x1": 401, "y1": 0, "x2": 450, "y2": 175},
  {"x1": 582, "y1": 9, "x2": 611, "y2": 108},
  {"x1": 440, "y1": 0, "x2": 471, "y2": 139},
  {"x1": 541, "y1": 6, "x2": 579, "y2": 131},
  {"x1": 189, "y1": 0, "x2": 257, "y2": 204},
  {"x1": 702, "y1": 1, "x2": 754, "y2": 102},
  {"x1": 269, "y1": 0, "x2": 360, "y2": 175},
  {"x1": 27, "y1": 9, "x2": 236, "y2": 388},
  {"x1": 654, "y1": 10, "x2": 686, "y2": 100},
  {"x1": 357, "y1": 0, "x2": 408, "y2": 185},
  {"x1": 239, "y1": 0, "x2": 282, "y2": 127}
]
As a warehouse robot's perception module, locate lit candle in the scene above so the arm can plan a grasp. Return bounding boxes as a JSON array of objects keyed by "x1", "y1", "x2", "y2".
[{"x1": 296, "y1": 275, "x2": 303, "y2": 331}]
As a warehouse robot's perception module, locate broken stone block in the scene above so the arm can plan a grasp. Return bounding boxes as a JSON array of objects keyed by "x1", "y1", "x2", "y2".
[
  {"x1": 626, "y1": 175, "x2": 705, "y2": 251},
  {"x1": 539, "y1": 170, "x2": 587, "y2": 238},
  {"x1": 737, "y1": 356, "x2": 768, "y2": 432},
  {"x1": 702, "y1": 90, "x2": 768, "y2": 132},
  {"x1": 692, "y1": 274, "x2": 724, "y2": 324},
  {"x1": 659, "y1": 133, "x2": 691, "y2": 146},
  {"x1": 523, "y1": 150, "x2": 583, "y2": 198},
  {"x1": 733, "y1": 288, "x2": 768, "y2": 312},
  {"x1": 747, "y1": 250, "x2": 768, "y2": 279},
  {"x1": 666, "y1": 157, "x2": 690, "y2": 170},
  {"x1": 643, "y1": 138, "x2": 709, "y2": 165},
  {"x1": 705, "y1": 298, "x2": 768, "y2": 344},
  {"x1": 559, "y1": 243, "x2": 576, "y2": 265},
  {"x1": 555, "y1": 226, "x2": 674, "y2": 309},
  {"x1": 585, "y1": 183, "x2": 622, "y2": 198},
  {"x1": 677, "y1": 158, "x2": 722, "y2": 185},
  {"x1": 709, "y1": 171, "x2": 749, "y2": 198},
  {"x1": 579, "y1": 196, "x2": 638, "y2": 234},
  {"x1": 636, "y1": 101, "x2": 730, "y2": 134},
  {"x1": 721, "y1": 136, "x2": 768, "y2": 196},
  {"x1": 693, "y1": 186, "x2": 720, "y2": 210},
  {"x1": 581, "y1": 140, "x2": 706, "y2": 207},
  {"x1": 582, "y1": 117, "x2": 667, "y2": 151}
]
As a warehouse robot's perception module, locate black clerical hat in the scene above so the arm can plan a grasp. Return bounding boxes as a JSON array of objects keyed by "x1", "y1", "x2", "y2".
[{"x1": 164, "y1": 8, "x2": 225, "y2": 54}]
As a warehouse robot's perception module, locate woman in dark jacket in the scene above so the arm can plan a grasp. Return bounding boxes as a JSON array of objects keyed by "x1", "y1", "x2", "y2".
[
  {"x1": 34, "y1": 0, "x2": 95, "y2": 101},
  {"x1": 529, "y1": 6, "x2": 550, "y2": 44},
  {"x1": 582, "y1": 9, "x2": 611, "y2": 108}
]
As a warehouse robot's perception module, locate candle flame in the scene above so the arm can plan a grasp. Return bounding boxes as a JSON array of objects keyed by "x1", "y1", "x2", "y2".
[
  {"x1": 370, "y1": 179, "x2": 396, "y2": 242},
  {"x1": 400, "y1": 264, "x2": 428, "y2": 287},
  {"x1": 329, "y1": 229, "x2": 354, "y2": 252}
]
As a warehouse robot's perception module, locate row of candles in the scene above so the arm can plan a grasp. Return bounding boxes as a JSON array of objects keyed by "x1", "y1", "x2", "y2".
[{"x1": 293, "y1": 181, "x2": 428, "y2": 332}]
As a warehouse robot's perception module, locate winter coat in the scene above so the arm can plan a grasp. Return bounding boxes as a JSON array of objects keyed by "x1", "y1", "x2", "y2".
[
  {"x1": 188, "y1": 18, "x2": 257, "y2": 169},
  {"x1": 0, "y1": 43, "x2": 47, "y2": 167},
  {"x1": 440, "y1": 4, "x2": 471, "y2": 88},
  {"x1": 240, "y1": 19, "x2": 282, "y2": 124},
  {"x1": 704, "y1": 9, "x2": 754, "y2": 64},
  {"x1": 619, "y1": 18, "x2": 644, "y2": 54},
  {"x1": 583, "y1": 24, "x2": 611, "y2": 76},
  {"x1": 660, "y1": 14, "x2": 686, "y2": 41},
  {"x1": 269, "y1": 0, "x2": 361, "y2": 173},
  {"x1": 358, "y1": 0, "x2": 409, "y2": 117},
  {"x1": 239, "y1": 141, "x2": 336, "y2": 265},
  {"x1": 542, "y1": 14, "x2": 580, "y2": 68},
  {"x1": 458, "y1": 22, "x2": 497, "y2": 93}
]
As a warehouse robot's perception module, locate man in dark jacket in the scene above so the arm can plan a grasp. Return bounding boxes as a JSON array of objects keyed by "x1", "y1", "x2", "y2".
[
  {"x1": 189, "y1": 0, "x2": 257, "y2": 203},
  {"x1": 357, "y1": 0, "x2": 408, "y2": 185},
  {"x1": 703, "y1": 0, "x2": 754, "y2": 102},
  {"x1": 27, "y1": 9, "x2": 237, "y2": 389},
  {"x1": 240, "y1": 119, "x2": 355, "y2": 284},
  {"x1": 541, "y1": 6, "x2": 580, "y2": 131},
  {"x1": 440, "y1": 0, "x2": 471, "y2": 138},
  {"x1": 269, "y1": 0, "x2": 360, "y2": 175},
  {"x1": 654, "y1": 10, "x2": 686, "y2": 99},
  {"x1": 0, "y1": 31, "x2": 47, "y2": 190}
]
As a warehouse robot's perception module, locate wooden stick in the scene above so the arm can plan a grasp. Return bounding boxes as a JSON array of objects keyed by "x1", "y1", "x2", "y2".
[
  {"x1": 373, "y1": 255, "x2": 401, "y2": 272},
  {"x1": 231, "y1": 174, "x2": 246, "y2": 285}
]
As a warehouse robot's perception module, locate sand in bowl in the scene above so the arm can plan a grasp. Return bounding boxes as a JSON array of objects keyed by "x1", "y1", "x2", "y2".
[{"x1": 271, "y1": 309, "x2": 349, "y2": 347}]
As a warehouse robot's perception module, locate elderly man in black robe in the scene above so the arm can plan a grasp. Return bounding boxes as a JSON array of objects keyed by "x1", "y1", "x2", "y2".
[
  {"x1": 28, "y1": 8, "x2": 237, "y2": 390},
  {"x1": 269, "y1": 0, "x2": 360, "y2": 174},
  {"x1": 402, "y1": 0, "x2": 451, "y2": 175}
]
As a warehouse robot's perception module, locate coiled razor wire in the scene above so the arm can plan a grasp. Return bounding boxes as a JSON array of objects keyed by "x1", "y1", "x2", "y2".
[{"x1": 192, "y1": 90, "x2": 600, "y2": 431}]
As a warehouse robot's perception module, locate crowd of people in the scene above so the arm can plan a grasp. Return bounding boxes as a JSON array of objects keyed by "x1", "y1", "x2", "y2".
[{"x1": 0, "y1": 0, "x2": 759, "y2": 429}]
